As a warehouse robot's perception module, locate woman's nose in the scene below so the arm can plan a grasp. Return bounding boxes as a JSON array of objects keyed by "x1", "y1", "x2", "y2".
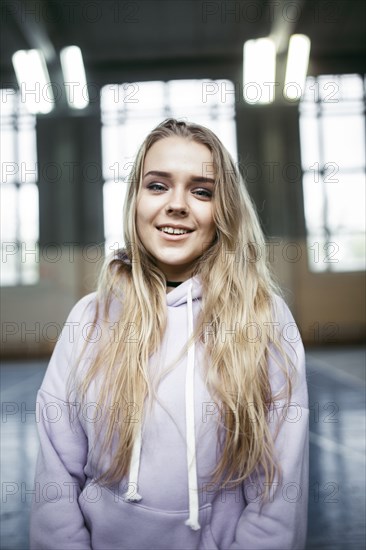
[{"x1": 165, "y1": 187, "x2": 189, "y2": 213}]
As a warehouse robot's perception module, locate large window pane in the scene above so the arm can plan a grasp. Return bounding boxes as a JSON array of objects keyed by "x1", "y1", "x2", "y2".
[
  {"x1": 302, "y1": 173, "x2": 325, "y2": 233},
  {"x1": 300, "y1": 74, "x2": 366, "y2": 273},
  {"x1": 321, "y1": 114, "x2": 365, "y2": 169},
  {"x1": 0, "y1": 90, "x2": 39, "y2": 286},
  {"x1": 299, "y1": 115, "x2": 320, "y2": 169},
  {"x1": 103, "y1": 179, "x2": 128, "y2": 252}
]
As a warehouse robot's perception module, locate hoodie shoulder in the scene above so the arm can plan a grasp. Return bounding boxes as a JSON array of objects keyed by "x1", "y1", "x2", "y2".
[
  {"x1": 271, "y1": 293, "x2": 296, "y2": 324},
  {"x1": 39, "y1": 292, "x2": 99, "y2": 400},
  {"x1": 268, "y1": 293, "x2": 308, "y2": 409},
  {"x1": 67, "y1": 292, "x2": 98, "y2": 322}
]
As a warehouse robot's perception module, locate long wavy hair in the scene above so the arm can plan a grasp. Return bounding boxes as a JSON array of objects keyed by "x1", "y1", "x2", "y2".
[{"x1": 69, "y1": 118, "x2": 297, "y2": 504}]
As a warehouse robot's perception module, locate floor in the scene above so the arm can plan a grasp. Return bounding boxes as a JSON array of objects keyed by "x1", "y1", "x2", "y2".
[{"x1": 1, "y1": 347, "x2": 365, "y2": 550}]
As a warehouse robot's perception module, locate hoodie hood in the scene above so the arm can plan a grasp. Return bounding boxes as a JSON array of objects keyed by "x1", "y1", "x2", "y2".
[
  {"x1": 117, "y1": 249, "x2": 203, "y2": 307},
  {"x1": 166, "y1": 275, "x2": 203, "y2": 307},
  {"x1": 123, "y1": 274, "x2": 203, "y2": 531}
]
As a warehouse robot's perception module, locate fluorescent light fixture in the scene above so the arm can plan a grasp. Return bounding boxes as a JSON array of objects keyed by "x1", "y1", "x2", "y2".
[
  {"x1": 284, "y1": 34, "x2": 311, "y2": 101},
  {"x1": 12, "y1": 49, "x2": 54, "y2": 114},
  {"x1": 243, "y1": 38, "x2": 276, "y2": 104},
  {"x1": 60, "y1": 46, "x2": 89, "y2": 109}
]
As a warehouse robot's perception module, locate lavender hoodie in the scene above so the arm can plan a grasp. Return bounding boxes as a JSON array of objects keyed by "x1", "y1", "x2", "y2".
[{"x1": 30, "y1": 275, "x2": 309, "y2": 549}]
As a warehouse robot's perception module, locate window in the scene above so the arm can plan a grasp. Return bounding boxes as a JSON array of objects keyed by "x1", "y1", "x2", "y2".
[
  {"x1": 0, "y1": 89, "x2": 40, "y2": 286},
  {"x1": 299, "y1": 74, "x2": 365, "y2": 272},
  {"x1": 100, "y1": 79, "x2": 237, "y2": 253}
]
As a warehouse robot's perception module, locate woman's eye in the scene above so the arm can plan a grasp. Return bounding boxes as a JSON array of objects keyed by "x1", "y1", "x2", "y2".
[
  {"x1": 194, "y1": 189, "x2": 212, "y2": 198},
  {"x1": 147, "y1": 183, "x2": 165, "y2": 192}
]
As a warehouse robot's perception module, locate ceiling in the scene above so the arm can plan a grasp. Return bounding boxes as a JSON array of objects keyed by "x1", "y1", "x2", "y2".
[{"x1": 1, "y1": 0, "x2": 365, "y2": 91}]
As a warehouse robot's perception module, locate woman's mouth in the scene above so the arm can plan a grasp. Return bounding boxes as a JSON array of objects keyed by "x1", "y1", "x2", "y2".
[{"x1": 156, "y1": 227, "x2": 194, "y2": 240}]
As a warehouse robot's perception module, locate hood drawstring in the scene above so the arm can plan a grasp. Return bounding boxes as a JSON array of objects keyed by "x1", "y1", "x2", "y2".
[
  {"x1": 184, "y1": 281, "x2": 200, "y2": 530},
  {"x1": 123, "y1": 280, "x2": 200, "y2": 531},
  {"x1": 122, "y1": 421, "x2": 142, "y2": 502}
]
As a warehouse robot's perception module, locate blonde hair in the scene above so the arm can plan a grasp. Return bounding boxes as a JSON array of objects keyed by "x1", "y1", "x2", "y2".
[{"x1": 69, "y1": 118, "x2": 296, "y2": 505}]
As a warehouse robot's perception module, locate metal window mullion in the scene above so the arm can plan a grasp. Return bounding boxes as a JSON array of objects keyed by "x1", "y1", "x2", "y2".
[
  {"x1": 316, "y1": 78, "x2": 332, "y2": 272},
  {"x1": 13, "y1": 102, "x2": 22, "y2": 285}
]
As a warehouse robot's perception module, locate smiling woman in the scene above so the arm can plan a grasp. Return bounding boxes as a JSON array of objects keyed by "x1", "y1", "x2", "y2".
[{"x1": 30, "y1": 119, "x2": 309, "y2": 550}]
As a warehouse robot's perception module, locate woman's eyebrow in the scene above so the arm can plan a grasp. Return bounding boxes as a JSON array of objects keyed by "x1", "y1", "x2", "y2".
[
  {"x1": 143, "y1": 170, "x2": 215, "y2": 184},
  {"x1": 191, "y1": 176, "x2": 215, "y2": 185},
  {"x1": 143, "y1": 170, "x2": 171, "y2": 179}
]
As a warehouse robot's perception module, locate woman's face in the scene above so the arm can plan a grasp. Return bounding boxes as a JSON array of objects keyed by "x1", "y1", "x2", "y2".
[{"x1": 136, "y1": 136, "x2": 217, "y2": 282}]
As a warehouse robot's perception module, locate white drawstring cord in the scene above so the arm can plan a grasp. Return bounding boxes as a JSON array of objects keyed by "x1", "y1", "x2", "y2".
[
  {"x1": 184, "y1": 281, "x2": 200, "y2": 530},
  {"x1": 123, "y1": 421, "x2": 142, "y2": 502}
]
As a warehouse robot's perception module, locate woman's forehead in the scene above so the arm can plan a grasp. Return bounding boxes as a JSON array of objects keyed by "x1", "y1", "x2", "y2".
[{"x1": 143, "y1": 136, "x2": 215, "y2": 177}]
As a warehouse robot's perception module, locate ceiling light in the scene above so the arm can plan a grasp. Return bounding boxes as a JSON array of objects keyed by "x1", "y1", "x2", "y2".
[
  {"x1": 284, "y1": 35, "x2": 311, "y2": 101},
  {"x1": 243, "y1": 38, "x2": 276, "y2": 104},
  {"x1": 12, "y1": 49, "x2": 54, "y2": 114},
  {"x1": 60, "y1": 46, "x2": 89, "y2": 109}
]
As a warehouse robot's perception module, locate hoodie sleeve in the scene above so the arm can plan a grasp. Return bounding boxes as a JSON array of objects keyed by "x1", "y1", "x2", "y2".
[
  {"x1": 229, "y1": 296, "x2": 309, "y2": 550},
  {"x1": 29, "y1": 293, "x2": 98, "y2": 550}
]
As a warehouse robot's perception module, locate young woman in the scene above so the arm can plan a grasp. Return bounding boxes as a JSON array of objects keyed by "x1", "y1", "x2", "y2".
[{"x1": 30, "y1": 119, "x2": 309, "y2": 549}]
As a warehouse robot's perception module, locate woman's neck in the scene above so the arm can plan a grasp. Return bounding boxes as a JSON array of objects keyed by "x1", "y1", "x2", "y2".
[
  {"x1": 166, "y1": 279, "x2": 184, "y2": 293},
  {"x1": 166, "y1": 280, "x2": 183, "y2": 288}
]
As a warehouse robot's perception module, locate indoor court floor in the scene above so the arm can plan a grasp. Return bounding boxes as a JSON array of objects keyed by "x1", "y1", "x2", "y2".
[{"x1": 1, "y1": 347, "x2": 365, "y2": 550}]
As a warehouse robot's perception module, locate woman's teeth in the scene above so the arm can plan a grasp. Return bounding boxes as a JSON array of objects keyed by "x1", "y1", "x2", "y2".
[{"x1": 158, "y1": 227, "x2": 191, "y2": 235}]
